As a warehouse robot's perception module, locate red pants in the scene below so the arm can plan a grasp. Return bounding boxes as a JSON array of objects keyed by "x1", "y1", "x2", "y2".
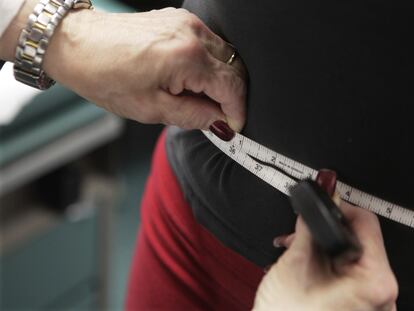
[{"x1": 125, "y1": 131, "x2": 264, "y2": 310}]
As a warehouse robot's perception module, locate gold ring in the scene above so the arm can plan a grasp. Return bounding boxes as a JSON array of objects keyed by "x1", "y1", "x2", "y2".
[{"x1": 226, "y1": 50, "x2": 237, "y2": 65}]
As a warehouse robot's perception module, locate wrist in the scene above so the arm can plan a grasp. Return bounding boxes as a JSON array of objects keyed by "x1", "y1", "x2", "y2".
[
  {"x1": 0, "y1": 0, "x2": 38, "y2": 61},
  {"x1": 42, "y1": 8, "x2": 99, "y2": 83}
]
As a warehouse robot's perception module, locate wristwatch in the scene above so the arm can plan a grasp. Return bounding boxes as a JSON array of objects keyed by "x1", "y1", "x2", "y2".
[{"x1": 14, "y1": 0, "x2": 93, "y2": 90}]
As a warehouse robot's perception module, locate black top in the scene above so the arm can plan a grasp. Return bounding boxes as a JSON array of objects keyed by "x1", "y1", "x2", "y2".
[{"x1": 167, "y1": 0, "x2": 414, "y2": 308}]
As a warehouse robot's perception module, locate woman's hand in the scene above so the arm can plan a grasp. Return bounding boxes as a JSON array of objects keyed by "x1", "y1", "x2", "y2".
[
  {"x1": 42, "y1": 7, "x2": 246, "y2": 131},
  {"x1": 253, "y1": 202, "x2": 398, "y2": 311}
]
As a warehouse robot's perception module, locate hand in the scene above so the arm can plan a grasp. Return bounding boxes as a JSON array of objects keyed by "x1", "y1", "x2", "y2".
[
  {"x1": 253, "y1": 202, "x2": 398, "y2": 311},
  {"x1": 0, "y1": 2, "x2": 246, "y2": 131},
  {"x1": 41, "y1": 6, "x2": 246, "y2": 131}
]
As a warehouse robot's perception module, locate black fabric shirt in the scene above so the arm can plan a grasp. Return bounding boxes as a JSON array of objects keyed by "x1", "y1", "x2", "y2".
[{"x1": 167, "y1": 0, "x2": 414, "y2": 308}]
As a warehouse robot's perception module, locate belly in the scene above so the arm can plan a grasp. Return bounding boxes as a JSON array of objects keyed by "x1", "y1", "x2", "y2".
[{"x1": 171, "y1": 1, "x2": 414, "y2": 306}]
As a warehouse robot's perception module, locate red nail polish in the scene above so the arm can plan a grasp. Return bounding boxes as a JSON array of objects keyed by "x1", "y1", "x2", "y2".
[
  {"x1": 316, "y1": 169, "x2": 337, "y2": 197},
  {"x1": 209, "y1": 120, "x2": 235, "y2": 141}
]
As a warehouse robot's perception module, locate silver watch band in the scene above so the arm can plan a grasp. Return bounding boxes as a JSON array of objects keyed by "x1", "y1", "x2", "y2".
[{"x1": 13, "y1": 0, "x2": 93, "y2": 90}]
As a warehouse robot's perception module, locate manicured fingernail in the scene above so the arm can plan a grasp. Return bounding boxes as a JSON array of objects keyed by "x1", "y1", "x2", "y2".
[
  {"x1": 209, "y1": 120, "x2": 235, "y2": 141},
  {"x1": 316, "y1": 169, "x2": 337, "y2": 197},
  {"x1": 273, "y1": 237, "x2": 283, "y2": 248}
]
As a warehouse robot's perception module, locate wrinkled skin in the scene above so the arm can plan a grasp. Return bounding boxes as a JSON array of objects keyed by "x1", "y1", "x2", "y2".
[
  {"x1": 254, "y1": 201, "x2": 398, "y2": 311},
  {"x1": 0, "y1": 2, "x2": 247, "y2": 131}
]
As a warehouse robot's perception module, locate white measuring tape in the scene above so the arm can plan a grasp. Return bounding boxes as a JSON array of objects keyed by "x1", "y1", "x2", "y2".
[{"x1": 202, "y1": 130, "x2": 414, "y2": 228}]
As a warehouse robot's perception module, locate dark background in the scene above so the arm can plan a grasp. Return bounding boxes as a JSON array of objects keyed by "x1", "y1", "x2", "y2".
[{"x1": 120, "y1": 0, "x2": 183, "y2": 10}]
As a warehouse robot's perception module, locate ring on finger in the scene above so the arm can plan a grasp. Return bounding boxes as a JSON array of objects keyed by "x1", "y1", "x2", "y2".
[
  {"x1": 225, "y1": 44, "x2": 237, "y2": 65},
  {"x1": 226, "y1": 50, "x2": 237, "y2": 65}
]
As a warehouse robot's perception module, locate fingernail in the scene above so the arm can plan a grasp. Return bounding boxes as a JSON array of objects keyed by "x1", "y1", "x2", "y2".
[
  {"x1": 273, "y1": 237, "x2": 283, "y2": 248},
  {"x1": 263, "y1": 264, "x2": 272, "y2": 274},
  {"x1": 332, "y1": 191, "x2": 341, "y2": 206},
  {"x1": 316, "y1": 169, "x2": 337, "y2": 197},
  {"x1": 209, "y1": 120, "x2": 235, "y2": 141}
]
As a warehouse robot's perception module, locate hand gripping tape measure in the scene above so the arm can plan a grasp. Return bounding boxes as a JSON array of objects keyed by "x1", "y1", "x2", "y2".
[{"x1": 202, "y1": 130, "x2": 414, "y2": 229}]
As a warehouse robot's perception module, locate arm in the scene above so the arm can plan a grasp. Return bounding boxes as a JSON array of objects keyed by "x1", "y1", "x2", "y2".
[
  {"x1": 0, "y1": 0, "x2": 27, "y2": 69},
  {"x1": 0, "y1": 1, "x2": 246, "y2": 131}
]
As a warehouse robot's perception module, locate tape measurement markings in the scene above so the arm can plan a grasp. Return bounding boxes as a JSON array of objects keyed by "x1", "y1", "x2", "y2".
[{"x1": 202, "y1": 130, "x2": 414, "y2": 228}]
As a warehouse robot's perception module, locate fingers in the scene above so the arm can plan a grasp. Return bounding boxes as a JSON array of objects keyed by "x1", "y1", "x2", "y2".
[
  {"x1": 200, "y1": 31, "x2": 247, "y2": 80},
  {"x1": 338, "y1": 202, "x2": 387, "y2": 261},
  {"x1": 196, "y1": 19, "x2": 247, "y2": 84},
  {"x1": 157, "y1": 90, "x2": 225, "y2": 129},
  {"x1": 170, "y1": 52, "x2": 246, "y2": 131},
  {"x1": 337, "y1": 201, "x2": 398, "y2": 303},
  {"x1": 283, "y1": 217, "x2": 314, "y2": 256},
  {"x1": 190, "y1": 15, "x2": 235, "y2": 63},
  {"x1": 273, "y1": 233, "x2": 295, "y2": 249},
  {"x1": 201, "y1": 29, "x2": 235, "y2": 64},
  {"x1": 272, "y1": 215, "x2": 315, "y2": 254},
  {"x1": 157, "y1": 10, "x2": 246, "y2": 131},
  {"x1": 201, "y1": 54, "x2": 247, "y2": 131},
  {"x1": 198, "y1": 28, "x2": 248, "y2": 131},
  {"x1": 315, "y1": 169, "x2": 386, "y2": 265}
]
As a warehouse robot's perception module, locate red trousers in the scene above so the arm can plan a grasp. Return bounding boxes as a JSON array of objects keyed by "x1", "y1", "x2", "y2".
[{"x1": 125, "y1": 131, "x2": 264, "y2": 310}]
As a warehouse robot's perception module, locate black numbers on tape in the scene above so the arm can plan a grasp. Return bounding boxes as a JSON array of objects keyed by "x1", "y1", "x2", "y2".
[
  {"x1": 203, "y1": 131, "x2": 413, "y2": 229},
  {"x1": 255, "y1": 164, "x2": 263, "y2": 172}
]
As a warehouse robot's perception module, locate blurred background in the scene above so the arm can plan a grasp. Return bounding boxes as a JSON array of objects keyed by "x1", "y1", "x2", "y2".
[{"x1": 0, "y1": 0, "x2": 183, "y2": 310}]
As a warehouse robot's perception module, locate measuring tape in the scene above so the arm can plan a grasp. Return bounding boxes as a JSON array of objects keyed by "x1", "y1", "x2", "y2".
[{"x1": 202, "y1": 130, "x2": 414, "y2": 228}]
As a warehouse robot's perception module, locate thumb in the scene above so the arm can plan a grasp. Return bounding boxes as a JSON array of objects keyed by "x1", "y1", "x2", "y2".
[
  {"x1": 286, "y1": 217, "x2": 332, "y2": 279},
  {"x1": 288, "y1": 216, "x2": 314, "y2": 256}
]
